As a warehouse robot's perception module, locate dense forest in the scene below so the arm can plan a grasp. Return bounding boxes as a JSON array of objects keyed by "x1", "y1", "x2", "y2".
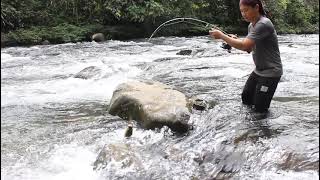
[{"x1": 1, "y1": 0, "x2": 319, "y2": 47}]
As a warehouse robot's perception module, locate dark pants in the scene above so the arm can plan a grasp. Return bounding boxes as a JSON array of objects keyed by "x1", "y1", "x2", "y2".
[{"x1": 241, "y1": 72, "x2": 281, "y2": 113}]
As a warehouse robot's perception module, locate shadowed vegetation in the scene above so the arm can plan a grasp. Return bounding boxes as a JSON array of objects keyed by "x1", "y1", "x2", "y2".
[{"x1": 1, "y1": 0, "x2": 319, "y2": 47}]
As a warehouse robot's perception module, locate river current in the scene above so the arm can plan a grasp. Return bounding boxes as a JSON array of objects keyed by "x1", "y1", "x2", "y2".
[{"x1": 1, "y1": 34, "x2": 319, "y2": 180}]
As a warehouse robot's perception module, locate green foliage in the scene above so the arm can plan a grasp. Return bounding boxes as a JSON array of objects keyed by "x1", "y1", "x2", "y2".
[
  {"x1": 286, "y1": 0, "x2": 310, "y2": 26},
  {"x1": 49, "y1": 23, "x2": 91, "y2": 42},
  {"x1": 1, "y1": 2, "x2": 17, "y2": 31},
  {"x1": 1, "y1": 0, "x2": 51, "y2": 31},
  {"x1": 1, "y1": 0, "x2": 319, "y2": 46},
  {"x1": 264, "y1": 0, "x2": 319, "y2": 33},
  {"x1": 6, "y1": 23, "x2": 98, "y2": 45},
  {"x1": 7, "y1": 28, "x2": 42, "y2": 44}
]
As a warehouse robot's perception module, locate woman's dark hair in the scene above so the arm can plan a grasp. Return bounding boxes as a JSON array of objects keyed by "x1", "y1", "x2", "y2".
[{"x1": 240, "y1": 0, "x2": 267, "y2": 16}]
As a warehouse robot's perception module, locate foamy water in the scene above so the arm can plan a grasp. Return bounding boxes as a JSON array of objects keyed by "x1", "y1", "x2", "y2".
[{"x1": 1, "y1": 35, "x2": 319, "y2": 180}]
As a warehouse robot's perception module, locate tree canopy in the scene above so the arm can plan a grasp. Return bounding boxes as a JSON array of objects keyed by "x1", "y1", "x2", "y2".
[
  {"x1": 1, "y1": 0, "x2": 318, "y2": 46},
  {"x1": 2, "y1": 0, "x2": 318, "y2": 31}
]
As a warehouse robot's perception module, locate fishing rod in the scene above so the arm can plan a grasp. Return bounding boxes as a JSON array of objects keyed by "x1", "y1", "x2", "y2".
[
  {"x1": 148, "y1": 17, "x2": 233, "y2": 52},
  {"x1": 148, "y1": 17, "x2": 229, "y2": 40}
]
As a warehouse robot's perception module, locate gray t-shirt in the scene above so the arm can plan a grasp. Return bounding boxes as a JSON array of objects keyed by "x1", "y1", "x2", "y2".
[{"x1": 246, "y1": 16, "x2": 283, "y2": 77}]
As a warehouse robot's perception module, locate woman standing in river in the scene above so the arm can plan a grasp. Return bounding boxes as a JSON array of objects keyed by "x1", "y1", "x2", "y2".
[{"x1": 209, "y1": 0, "x2": 283, "y2": 113}]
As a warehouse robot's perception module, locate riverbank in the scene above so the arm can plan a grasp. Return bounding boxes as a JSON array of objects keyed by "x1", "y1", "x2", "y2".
[{"x1": 1, "y1": 22, "x2": 318, "y2": 48}]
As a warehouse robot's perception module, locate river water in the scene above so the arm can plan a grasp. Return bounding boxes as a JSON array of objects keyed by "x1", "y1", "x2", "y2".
[{"x1": 1, "y1": 34, "x2": 319, "y2": 180}]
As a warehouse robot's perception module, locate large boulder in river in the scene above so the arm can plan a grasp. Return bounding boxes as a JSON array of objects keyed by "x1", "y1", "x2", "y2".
[{"x1": 108, "y1": 81, "x2": 190, "y2": 133}]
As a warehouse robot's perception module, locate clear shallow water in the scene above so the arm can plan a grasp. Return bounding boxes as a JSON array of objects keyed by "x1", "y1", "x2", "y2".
[{"x1": 1, "y1": 34, "x2": 319, "y2": 180}]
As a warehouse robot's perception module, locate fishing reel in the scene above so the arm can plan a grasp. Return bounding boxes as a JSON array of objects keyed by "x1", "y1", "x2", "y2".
[
  {"x1": 221, "y1": 42, "x2": 232, "y2": 53},
  {"x1": 221, "y1": 34, "x2": 238, "y2": 53}
]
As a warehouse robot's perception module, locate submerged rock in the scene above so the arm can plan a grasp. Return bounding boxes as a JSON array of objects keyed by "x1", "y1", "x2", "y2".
[
  {"x1": 108, "y1": 81, "x2": 190, "y2": 133},
  {"x1": 191, "y1": 98, "x2": 208, "y2": 111},
  {"x1": 176, "y1": 49, "x2": 192, "y2": 55},
  {"x1": 278, "y1": 152, "x2": 319, "y2": 172},
  {"x1": 93, "y1": 143, "x2": 142, "y2": 171},
  {"x1": 187, "y1": 96, "x2": 217, "y2": 112},
  {"x1": 74, "y1": 66, "x2": 102, "y2": 79}
]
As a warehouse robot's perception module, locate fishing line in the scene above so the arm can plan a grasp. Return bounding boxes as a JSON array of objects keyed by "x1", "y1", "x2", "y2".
[
  {"x1": 148, "y1": 17, "x2": 229, "y2": 40},
  {"x1": 148, "y1": 17, "x2": 233, "y2": 52}
]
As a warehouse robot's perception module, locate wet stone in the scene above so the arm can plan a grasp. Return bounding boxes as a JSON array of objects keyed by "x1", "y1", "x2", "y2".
[
  {"x1": 108, "y1": 81, "x2": 191, "y2": 133},
  {"x1": 193, "y1": 99, "x2": 207, "y2": 111},
  {"x1": 74, "y1": 66, "x2": 102, "y2": 79},
  {"x1": 176, "y1": 49, "x2": 192, "y2": 55}
]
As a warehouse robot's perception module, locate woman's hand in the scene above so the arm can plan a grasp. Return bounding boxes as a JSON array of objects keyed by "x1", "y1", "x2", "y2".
[{"x1": 209, "y1": 29, "x2": 224, "y2": 39}]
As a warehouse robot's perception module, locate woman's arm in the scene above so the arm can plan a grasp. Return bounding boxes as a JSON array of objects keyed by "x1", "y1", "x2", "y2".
[{"x1": 209, "y1": 29, "x2": 255, "y2": 53}]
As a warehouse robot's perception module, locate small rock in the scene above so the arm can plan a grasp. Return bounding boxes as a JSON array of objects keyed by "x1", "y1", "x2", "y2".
[
  {"x1": 192, "y1": 99, "x2": 207, "y2": 111},
  {"x1": 124, "y1": 124, "x2": 133, "y2": 137},
  {"x1": 176, "y1": 49, "x2": 192, "y2": 55},
  {"x1": 74, "y1": 66, "x2": 102, "y2": 79},
  {"x1": 41, "y1": 40, "x2": 50, "y2": 45},
  {"x1": 92, "y1": 33, "x2": 105, "y2": 42}
]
